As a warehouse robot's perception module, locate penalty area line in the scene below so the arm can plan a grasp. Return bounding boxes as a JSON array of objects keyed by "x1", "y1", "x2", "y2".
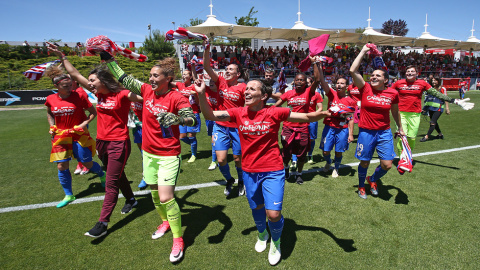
[{"x1": 1, "y1": 144, "x2": 479, "y2": 214}]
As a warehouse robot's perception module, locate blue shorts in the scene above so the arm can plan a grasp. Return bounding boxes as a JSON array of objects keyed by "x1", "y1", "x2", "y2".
[
  {"x1": 309, "y1": 121, "x2": 318, "y2": 140},
  {"x1": 132, "y1": 127, "x2": 142, "y2": 144},
  {"x1": 55, "y1": 141, "x2": 93, "y2": 163},
  {"x1": 355, "y1": 128, "x2": 396, "y2": 161},
  {"x1": 243, "y1": 170, "x2": 285, "y2": 211},
  {"x1": 213, "y1": 123, "x2": 241, "y2": 155},
  {"x1": 205, "y1": 119, "x2": 215, "y2": 136},
  {"x1": 179, "y1": 113, "x2": 201, "y2": 134},
  {"x1": 320, "y1": 125, "x2": 350, "y2": 153}
]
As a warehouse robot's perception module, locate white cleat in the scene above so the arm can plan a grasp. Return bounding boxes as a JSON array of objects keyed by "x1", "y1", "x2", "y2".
[
  {"x1": 255, "y1": 231, "x2": 269, "y2": 253},
  {"x1": 332, "y1": 169, "x2": 339, "y2": 178},
  {"x1": 268, "y1": 239, "x2": 281, "y2": 265}
]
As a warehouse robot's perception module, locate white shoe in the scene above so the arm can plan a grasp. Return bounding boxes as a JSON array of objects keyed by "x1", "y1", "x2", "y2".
[
  {"x1": 307, "y1": 156, "x2": 314, "y2": 164},
  {"x1": 290, "y1": 161, "x2": 297, "y2": 170},
  {"x1": 187, "y1": 155, "x2": 196, "y2": 163},
  {"x1": 74, "y1": 164, "x2": 83, "y2": 175},
  {"x1": 332, "y1": 169, "x2": 339, "y2": 178},
  {"x1": 322, "y1": 163, "x2": 331, "y2": 172},
  {"x1": 208, "y1": 162, "x2": 217, "y2": 171},
  {"x1": 255, "y1": 231, "x2": 269, "y2": 252},
  {"x1": 268, "y1": 239, "x2": 281, "y2": 265}
]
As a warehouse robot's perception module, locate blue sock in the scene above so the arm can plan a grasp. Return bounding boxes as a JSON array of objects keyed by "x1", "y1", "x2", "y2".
[
  {"x1": 371, "y1": 165, "x2": 388, "y2": 182},
  {"x1": 358, "y1": 165, "x2": 368, "y2": 188},
  {"x1": 268, "y1": 215, "x2": 284, "y2": 242},
  {"x1": 189, "y1": 137, "x2": 197, "y2": 156},
  {"x1": 89, "y1": 161, "x2": 104, "y2": 177},
  {"x1": 236, "y1": 167, "x2": 243, "y2": 182},
  {"x1": 211, "y1": 143, "x2": 217, "y2": 162},
  {"x1": 334, "y1": 156, "x2": 343, "y2": 170},
  {"x1": 308, "y1": 140, "x2": 315, "y2": 156},
  {"x1": 58, "y1": 169, "x2": 73, "y2": 196},
  {"x1": 219, "y1": 163, "x2": 232, "y2": 180},
  {"x1": 139, "y1": 149, "x2": 143, "y2": 155},
  {"x1": 251, "y1": 207, "x2": 267, "y2": 233},
  {"x1": 324, "y1": 154, "x2": 331, "y2": 165},
  {"x1": 180, "y1": 137, "x2": 191, "y2": 145},
  {"x1": 292, "y1": 154, "x2": 298, "y2": 162}
]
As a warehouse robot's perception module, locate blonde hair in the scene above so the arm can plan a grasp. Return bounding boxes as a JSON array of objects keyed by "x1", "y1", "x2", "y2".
[
  {"x1": 154, "y1": 58, "x2": 178, "y2": 82},
  {"x1": 44, "y1": 65, "x2": 69, "y2": 85}
]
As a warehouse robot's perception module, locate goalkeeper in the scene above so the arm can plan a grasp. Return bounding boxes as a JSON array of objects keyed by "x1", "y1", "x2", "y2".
[{"x1": 103, "y1": 52, "x2": 196, "y2": 263}]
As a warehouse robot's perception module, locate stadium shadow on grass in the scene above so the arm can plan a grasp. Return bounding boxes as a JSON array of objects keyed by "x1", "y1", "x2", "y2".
[
  {"x1": 242, "y1": 218, "x2": 357, "y2": 259},
  {"x1": 90, "y1": 195, "x2": 154, "y2": 244},
  {"x1": 181, "y1": 150, "x2": 213, "y2": 161},
  {"x1": 178, "y1": 189, "x2": 232, "y2": 247}
]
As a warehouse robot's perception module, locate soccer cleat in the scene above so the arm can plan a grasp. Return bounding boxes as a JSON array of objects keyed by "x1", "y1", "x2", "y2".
[
  {"x1": 284, "y1": 168, "x2": 290, "y2": 179},
  {"x1": 332, "y1": 169, "x2": 339, "y2": 178},
  {"x1": 323, "y1": 163, "x2": 331, "y2": 172},
  {"x1": 307, "y1": 156, "x2": 314, "y2": 164},
  {"x1": 74, "y1": 163, "x2": 83, "y2": 175},
  {"x1": 420, "y1": 136, "x2": 428, "y2": 142},
  {"x1": 268, "y1": 239, "x2": 281, "y2": 265},
  {"x1": 187, "y1": 155, "x2": 196, "y2": 163},
  {"x1": 366, "y1": 176, "x2": 378, "y2": 196},
  {"x1": 80, "y1": 166, "x2": 90, "y2": 175},
  {"x1": 224, "y1": 178, "x2": 235, "y2": 196},
  {"x1": 255, "y1": 230, "x2": 270, "y2": 253},
  {"x1": 138, "y1": 179, "x2": 148, "y2": 189},
  {"x1": 100, "y1": 173, "x2": 106, "y2": 188},
  {"x1": 437, "y1": 134, "x2": 444, "y2": 139},
  {"x1": 170, "y1": 237, "x2": 184, "y2": 263},
  {"x1": 208, "y1": 162, "x2": 217, "y2": 171},
  {"x1": 238, "y1": 180, "x2": 245, "y2": 196},
  {"x1": 296, "y1": 175, "x2": 304, "y2": 185},
  {"x1": 121, "y1": 199, "x2": 138, "y2": 214},
  {"x1": 290, "y1": 161, "x2": 297, "y2": 170},
  {"x1": 358, "y1": 187, "x2": 367, "y2": 199},
  {"x1": 56, "y1": 195, "x2": 76, "y2": 208},
  {"x1": 84, "y1": 222, "x2": 107, "y2": 238},
  {"x1": 152, "y1": 222, "x2": 171, "y2": 240}
]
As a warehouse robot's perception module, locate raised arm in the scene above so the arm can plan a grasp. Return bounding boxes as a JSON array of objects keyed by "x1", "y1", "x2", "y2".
[
  {"x1": 349, "y1": 45, "x2": 370, "y2": 89},
  {"x1": 287, "y1": 110, "x2": 331, "y2": 123},
  {"x1": 47, "y1": 42, "x2": 90, "y2": 89},
  {"x1": 194, "y1": 78, "x2": 231, "y2": 122},
  {"x1": 202, "y1": 41, "x2": 219, "y2": 83},
  {"x1": 310, "y1": 59, "x2": 321, "y2": 94},
  {"x1": 317, "y1": 61, "x2": 331, "y2": 95},
  {"x1": 100, "y1": 52, "x2": 144, "y2": 96}
]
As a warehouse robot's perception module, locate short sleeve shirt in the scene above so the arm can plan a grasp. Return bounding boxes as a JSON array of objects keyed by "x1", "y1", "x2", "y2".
[
  {"x1": 323, "y1": 89, "x2": 357, "y2": 128},
  {"x1": 280, "y1": 87, "x2": 313, "y2": 128},
  {"x1": 45, "y1": 91, "x2": 92, "y2": 130},
  {"x1": 392, "y1": 79, "x2": 432, "y2": 113},
  {"x1": 358, "y1": 83, "x2": 399, "y2": 130},
  {"x1": 96, "y1": 90, "x2": 131, "y2": 141},
  {"x1": 215, "y1": 76, "x2": 246, "y2": 128}
]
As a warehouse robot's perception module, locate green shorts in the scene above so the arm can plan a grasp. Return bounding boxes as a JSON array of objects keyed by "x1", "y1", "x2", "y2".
[
  {"x1": 398, "y1": 111, "x2": 421, "y2": 138},
  {"x1": 143, "y1": 151, "x2": 181, "y2": 186}
]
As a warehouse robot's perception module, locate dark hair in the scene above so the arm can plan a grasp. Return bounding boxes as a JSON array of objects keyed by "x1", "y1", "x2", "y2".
[
  {"x1": 375, "y1": 69, "x2": 390, "y2": 81},
  {"x1": 265, "y1": 67, "x2": 275, "y2": 75},
  {"x1": 429, "y1": 76, "x2": 442, "y2": 86},
  {"x1": 255, "y1": 79, "x2": 273, "y2": 104},
  {"x1": 89, "y1": 65, "x2": 122, "y2": 93},
  {"x1": 333, "y1": 75, "x2": 348, "y2": 85},
  {"x1": 228, "y1": 63, "x2": 248, "y2": 81},
  {"x1": 406, "y1": 65, "x2": 418, "y2": 73}
]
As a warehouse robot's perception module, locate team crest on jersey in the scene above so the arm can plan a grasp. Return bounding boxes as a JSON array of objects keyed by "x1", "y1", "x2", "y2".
[{"x1": 244, "y1": 121, "x2": 249, "y2": 125}]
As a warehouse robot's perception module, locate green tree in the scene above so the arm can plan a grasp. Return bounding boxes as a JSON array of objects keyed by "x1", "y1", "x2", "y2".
[
  {"x1": 233, "y1": 6, "x2": 260, "y2": 49},
  {"x1": 143, "y1": 30, "x2": 176, "y2": 60},
  {"x1": 355, "y1": 27, "x2": 365, "y2": 33},
  {"x1": 381, "y1": 19, "x2": 408, "y2": 36}
]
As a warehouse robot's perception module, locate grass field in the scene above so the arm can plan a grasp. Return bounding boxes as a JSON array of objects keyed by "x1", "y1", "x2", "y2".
[{"x1": 1, "y1": 92, "x2": 479, "y2": 269}]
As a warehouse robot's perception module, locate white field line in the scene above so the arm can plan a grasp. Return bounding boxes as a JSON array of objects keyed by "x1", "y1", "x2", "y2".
[{"x1": 1, "y1": 145, "x2": 479, "y2": 214}]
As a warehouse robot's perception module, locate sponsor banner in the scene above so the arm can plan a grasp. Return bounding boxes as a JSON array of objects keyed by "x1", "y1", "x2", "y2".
[{"x1": 0, "y1": 88, "x2": 97, "y2": 106}]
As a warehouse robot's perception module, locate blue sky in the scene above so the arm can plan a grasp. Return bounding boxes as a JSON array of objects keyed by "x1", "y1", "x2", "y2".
[{"x1": 1, "y1": 0, "x2": 478, "y2": 44}]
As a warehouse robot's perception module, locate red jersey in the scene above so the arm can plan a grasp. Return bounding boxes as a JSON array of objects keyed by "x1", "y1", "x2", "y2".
[
  {"x1": 72, "y1": 87, "x2": 89, "y2": 121},
  {"x1": 215, "y1": 76, "x2": 246, "y2": 128},
  {"x1": 280, "y1": 87, "x2": 314, "y2": 128},
  {"x1": 358, "y1": 83, "x2": 399, "y2": 130},
  {"x1": 96, "y1": 90, "x2": 131, "y2": 141},
  {"x1": 176, "y1": 82, "x2": 200, "y2": 114},
  {"x1": 205, "y1": 86, "x2": 219, "y2": 110},
  {"x1": 308, "y1": 92, "x2": 323, "y2": 112},
  {"x1": 392, "y1": 79, "x2": 432, "y2": 113},
  {"x1": 227, "y1": 106, "x2": 290, "y2": 173},
  {"x1": 45, "y1": 91, "x2": 92, "y2": 130},
  {"x1": 348, "y1": 84, "x2": 361, "y2": 103},
  {"x1": 141, "y1": 84, "x2": 191, "y2": 156},
  {"x1": 323, "y1": 89, "x2": 357, "y2": 128},
  {"x1": 131, "y1": 101, "x2": 143, "y2": 122}
]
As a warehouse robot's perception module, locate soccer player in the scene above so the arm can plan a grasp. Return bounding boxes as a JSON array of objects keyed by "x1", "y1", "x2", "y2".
[
  {"x1": 195, "y1": 77, "x2": 330, "y2": 265},
  {"x1": 318, "y1": 66, "x2": 356, "y2": 178},
  {"x1": 274, "y1": 62, "x2": 321, "y2": 184},
  {"x1": 203, "y1": 41, "x2": 246, "y2": 196},
  {"x1": 44, "y1": 66, "x2": 105, "y2": 208},
  {"x1": 391, "y1": 65, "x2": 470, "y2": 153},
  {"x1": 420, "y1": 76, "x2": 450, "y2": 142},
  {"x1": 48, "y1": 43, "x2": 142, "y2": 238},
  {"x1": 349, "y1": 44, "x2": 405, "y2": 199},
  {"x1": 175, "y1": 69, "x2": 201, "y2": 163},
  {"x1": 104, "y1": 54, "x2": 197, "y2": 263}
]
